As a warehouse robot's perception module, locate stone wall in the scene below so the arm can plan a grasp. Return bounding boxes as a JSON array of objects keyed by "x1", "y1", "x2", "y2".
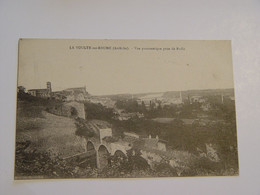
[{"x1": 49, "y1": 101, "x2": 86, "y2": 119}]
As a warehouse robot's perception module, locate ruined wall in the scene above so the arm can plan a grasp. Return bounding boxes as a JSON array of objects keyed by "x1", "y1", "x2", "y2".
[
  {"x1": 49, "y1": 101, "x2": 86, "y2": 119},
  {"x1": 99, "y1": 128, "x2": 112, "y2": 143},
  {"x1": 63, "y1": 101, "x2": 86, "y2": 119},
  {"x1": 110, "y1": 142, "x2": 129, "y2": 155},
  {"x1": 158, "y1": 142, "x2": 166, "y2": 151}
]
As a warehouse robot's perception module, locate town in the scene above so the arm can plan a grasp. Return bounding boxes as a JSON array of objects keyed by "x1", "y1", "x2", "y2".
[{"x1": 15, "y1": 82, "x2": 238, "y2": 178}]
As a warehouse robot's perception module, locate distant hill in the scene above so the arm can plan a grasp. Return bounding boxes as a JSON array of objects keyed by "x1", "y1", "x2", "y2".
[
  {"x1": 163, "y1": 88, "x2": 235, "y2": 99},
  {"x1": 99, "y1": 88, "x2": 235, "y2": 100}
]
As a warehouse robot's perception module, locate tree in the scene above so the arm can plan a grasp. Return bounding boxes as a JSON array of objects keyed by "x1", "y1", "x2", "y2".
[
  {"x1": 141, "y1": 101, "x2": 147, "y2": 113},
  {"x1": 17, "y1": 86, "x2": 26, "y2": 93}
]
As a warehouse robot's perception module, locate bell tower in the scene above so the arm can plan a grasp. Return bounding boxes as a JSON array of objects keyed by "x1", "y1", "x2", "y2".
[{"x1": 47, "y1": 81, "x2": 52, "y2": 94}]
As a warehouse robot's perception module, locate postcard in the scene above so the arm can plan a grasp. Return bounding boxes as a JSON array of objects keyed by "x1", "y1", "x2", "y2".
[{"x1": 15, "y1": 39, "x2": 238, "y2": 179}]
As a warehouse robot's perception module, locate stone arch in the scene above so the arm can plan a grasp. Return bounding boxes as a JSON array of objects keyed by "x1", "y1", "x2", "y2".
[
  {"x1": 97, "y1": 145, "x2": 110, "y2": 169},
  {"x1": 70, "y1": 106, "x2": 78, "y2": 117},
  {"x1": 63, "y1": 101, "x2": 86, "y2": 119},
  {"x1": 87, "y1": 141, "x2": 96, "y2": 152},
  {"x1": 86, "y1": 141, "x2": 97, "y2": 168}
]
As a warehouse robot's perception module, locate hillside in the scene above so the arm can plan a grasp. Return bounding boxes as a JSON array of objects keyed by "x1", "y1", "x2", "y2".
[{"x1": 16, "y1": 98, "x2": 86, "y2": 159}]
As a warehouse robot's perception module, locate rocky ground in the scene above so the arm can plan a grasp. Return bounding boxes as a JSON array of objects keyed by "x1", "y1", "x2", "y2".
[{"x1": 15, "y1": 110, "x2": 89, "y2": 179}]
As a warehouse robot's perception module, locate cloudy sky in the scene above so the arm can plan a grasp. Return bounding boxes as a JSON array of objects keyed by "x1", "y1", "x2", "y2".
[{"x1": 18, "y1": 39, "x2": 234, "y2": 95}]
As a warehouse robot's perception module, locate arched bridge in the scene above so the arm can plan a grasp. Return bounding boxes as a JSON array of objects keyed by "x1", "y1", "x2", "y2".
[
  {"x1": 84, "y1": 136, "x2": 130, "y2": 169},
  {"x1": 72, "y1": 120, "x2": 180, "y2": 171}
]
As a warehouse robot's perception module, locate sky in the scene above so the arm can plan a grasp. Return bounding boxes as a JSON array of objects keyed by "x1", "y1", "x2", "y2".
[{"x1": 18, "y1": 39, "x2": 235, "y2": 95}]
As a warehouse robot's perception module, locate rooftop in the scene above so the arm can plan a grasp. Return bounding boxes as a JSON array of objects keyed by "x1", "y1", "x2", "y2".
[{"x1": 28, "y1": 88, "x2": 48, "y2": 92}]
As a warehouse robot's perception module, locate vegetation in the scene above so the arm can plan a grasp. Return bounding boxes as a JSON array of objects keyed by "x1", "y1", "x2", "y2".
[
  {"x1": 111, "y1": 97, "x2": 238, "y2": 173},
  {"x1": 15, "y1": 141, "x2": 78, "y2": 179},
  {"x1": 114, "y1": 96, "x2": 236, "y2": 120},
  {"x1": 74, "y1": 118, "x2": 95, "y2": 137},
  {"x1": 15, "y1": 140, "x2": 237, "y2": 179},
  {"x1": 84, "y1": 102, "x2": 114, "y2": 121}
]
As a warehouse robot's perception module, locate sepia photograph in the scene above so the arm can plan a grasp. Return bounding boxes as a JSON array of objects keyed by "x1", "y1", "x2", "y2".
[{"x1": 15, "y1": 39, "x2": 239, "y2": 179}]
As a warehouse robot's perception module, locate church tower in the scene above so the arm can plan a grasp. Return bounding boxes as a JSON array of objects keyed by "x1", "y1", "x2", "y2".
[{"x1": 47, "y1": 82, "x2": 52, "y2": 95}]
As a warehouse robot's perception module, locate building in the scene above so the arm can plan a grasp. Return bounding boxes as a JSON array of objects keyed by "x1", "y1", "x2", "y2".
[
  {"x1": 27, "y1": 82, "x2": 52, "y2": 98},
  {"x1": 189, "y1": 95, "x2": 206, "y2": 104},
  {"x1": 138, "y1": 91, "x2": 184, "y2": 108},
  {"x1": 88, "y1": 96, "x2": 116, "y2": 108},
  {"x1": 27, "y1": 82, "x2": 90, "y2": 101},
  {"x1": 62, "y1": 86, "x2": 88, "y2": 101},
  {"x1": 201, "y1": 102, "x2": 211, "y2": 111},
  {"x1": 113, "y1": 109, "x2": 144, "y2": 121},
  {"x1": 143, "y1": 135, "x2": 167, "y2": 152},
  {"x1": 52, "y1": 86, "x2": 90, "y2": 101}
]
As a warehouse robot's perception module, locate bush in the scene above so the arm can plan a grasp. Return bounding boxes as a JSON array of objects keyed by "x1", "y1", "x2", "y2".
[{"x1": 74, "y1": 118, "x2": 95, "y2": 137}]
